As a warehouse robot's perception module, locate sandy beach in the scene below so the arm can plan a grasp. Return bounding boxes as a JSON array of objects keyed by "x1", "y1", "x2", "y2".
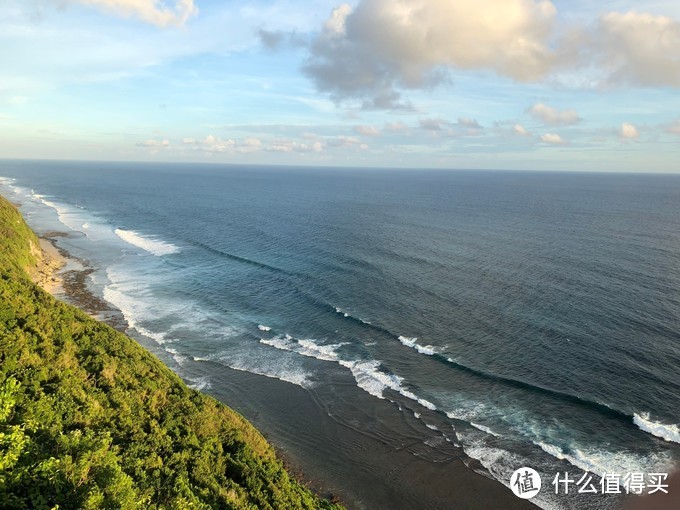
[{"x1": 29, "y1": 237, "x2": 67, "y2": 295}]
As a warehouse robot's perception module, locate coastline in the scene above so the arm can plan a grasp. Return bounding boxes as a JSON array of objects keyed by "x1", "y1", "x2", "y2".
[
  {"x1": 1, "y1": 193, "x2": 342, "y2": 509},
  {"x1": 25, "y1": 235, "x2": 533, "y2": 510},
  {"x1": 29, "y1": 237, "x2": 67, "y2": 295}
]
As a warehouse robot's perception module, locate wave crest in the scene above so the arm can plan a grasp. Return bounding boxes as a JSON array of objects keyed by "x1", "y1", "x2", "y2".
[
  {"x1": 115, "y1": 228, "x2": 179, "y2": 256},
  {"x1": 634, "y1": 413, "x2": 680, "y2": 444}
]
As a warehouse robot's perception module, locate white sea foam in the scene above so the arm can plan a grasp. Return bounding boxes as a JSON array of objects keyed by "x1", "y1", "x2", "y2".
[
  {"x1": 186, "y1": 376, "x2": 212, "y2": 391},
  {"x1": 260, "y1": 333, "x2": 439, "y2": 411},
  {"x1": 470, "y1": 422, "x2": 501, "y2": 437},
  {"x1": 115, "y1": 228, "x2": 179, "y2": 256},
  {"x1": 258, "y1": 324, "x2": 272, "y2": 332},
  {"x1": 634, "y1": 413, "x2": 680, "y2": 444},
  {"x1": 535, "y1": 440, "x2": 674, "y2": 479},
  {"x1": 32, "y1": 193, "x2": 88, "y2": 233},
  {"x1": 220, "y1": 355, "x2": 313, "y2": 389},
  {"x1": 259, "y1": 335, "x2": 345, "y2": 363},
  {"x1": 398, "y1": 335, "x2": 437, "y2": 355},
  {"x1": 445, "y1": 402, "x2": 486, "y2": 422},
  {"x1": 102, "y1": 283, "x2": 168, "y2": 345},
  {"x1": 426, "y1": 423, "x2": 439, "y2": 431}
]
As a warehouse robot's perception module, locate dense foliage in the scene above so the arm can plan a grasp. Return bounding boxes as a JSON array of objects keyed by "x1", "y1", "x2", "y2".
[{"x1": 0, "y1": 196, "x2": 341, "y2": 509}]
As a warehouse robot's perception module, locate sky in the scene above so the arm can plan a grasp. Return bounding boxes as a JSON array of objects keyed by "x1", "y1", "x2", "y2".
[{"x1": 1, "y1": 0, "x2": 680, "y2": 171}]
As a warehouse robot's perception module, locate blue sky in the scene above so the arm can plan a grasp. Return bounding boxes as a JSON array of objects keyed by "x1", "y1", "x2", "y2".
[{"x1": 1, "y1": 0, "x2": 679, "y2": 171}]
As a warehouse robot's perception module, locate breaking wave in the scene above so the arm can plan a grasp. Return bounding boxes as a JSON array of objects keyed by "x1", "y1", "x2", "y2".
[
  {"x1": 634, "y1": 413, "x2": 680, "y2": 444},
  {"x1": 115, "y1": 228, "x2": 179, "y2": 256}
]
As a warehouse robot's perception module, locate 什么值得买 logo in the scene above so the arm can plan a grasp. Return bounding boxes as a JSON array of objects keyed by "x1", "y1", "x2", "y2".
[{"x1": 511, "y1": 467, "x2": 542, "y2": 499}]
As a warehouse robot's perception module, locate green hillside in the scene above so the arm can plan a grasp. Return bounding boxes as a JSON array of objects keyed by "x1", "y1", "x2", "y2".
[{"x1": 0, "y1": 195, "x2": 341, "y2": 509}]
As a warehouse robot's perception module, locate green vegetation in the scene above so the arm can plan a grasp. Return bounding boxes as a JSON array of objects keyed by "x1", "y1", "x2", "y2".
[{"x1": 0, "y1": 195, "x2": 341, "y2": 509}]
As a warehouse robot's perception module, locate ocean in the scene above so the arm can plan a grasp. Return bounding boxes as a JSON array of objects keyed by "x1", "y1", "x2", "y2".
[{"x1": 1, "y1": 160, "x2": 679, "y2": 509}]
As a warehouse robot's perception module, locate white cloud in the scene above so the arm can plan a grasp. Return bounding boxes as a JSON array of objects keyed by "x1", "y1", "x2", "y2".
[
  {"x1": 73, "y1": 0, "x2": 198, "y2": 27},
  {"x1": 593, "y1": 12, "x2": 680, "y2": 87},
  {"x1": 304, "y1": 0, "x2": 558, "y2": 106},
  {"x1": 540, "y1": 133, "x2": 565, "y2": 144},
  {"x1": 354, "y1": 125, "x2": 381, "y2": 136},
  {"x1": 327, "y1": 135, "x2": 367, "y2": 149},
  {"x1": 513, "y1": 123, "x2": 530, "y2": 136},
  {"x1": 456, "y1": 118, "x2": 483, "y2": 129},
  {"x1": 202, "y1": 134, "x2": 263, "y2": 154},
  {"x1": 529, "y1": 103, "x2": 580, "y2": 125},
  {"x1": 137, "y1": 138, "x2": 170, "y2": 147},
  {"x1": 619, "y1": 122, "x2": 639, "y2": 139},
  {"x1": 324, "y1": 3, "x2": 352, "y2": 36},
  {"x1": 303, "y1": 3, "x2": 680, "y2": 108},
  {"x1": 268, "y1": 140, "x2": 324, "y2": 153}
]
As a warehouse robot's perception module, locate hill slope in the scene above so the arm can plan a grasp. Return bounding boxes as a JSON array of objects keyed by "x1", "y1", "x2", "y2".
[{"x1": 0, "y1": 195, "x2": 341, "y2": 509}]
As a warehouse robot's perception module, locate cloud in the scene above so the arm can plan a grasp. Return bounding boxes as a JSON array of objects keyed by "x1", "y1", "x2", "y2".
[
  {"x1": 137, "y1": 138, "x2": 170, "y2": 147},
  {"x1": 619, "y1": 122, "x2": 639, "y2": 140},
  {"x1": 384, "y1": 121, "x2": 409, "y2": 133},
  {"x1": 419, "y1": 118, "x2": 448, "y2": 131},
  {"x1": 302, "y1": 3, "x2": 680, "y2": 108},
  {"x1": 528, "y1": 103, "x2": 580, "y2": 125},
  {"x1": 540, "y1": 133, "x2": 565, "y2": 144},
  {"x1": 456, "y1": 118, "x2": 482, "y2": 129},
  {"x1": 327, "y1": 135, "x2": 368, "y2": 149},
  {"x1": 202, "y1": 134, "x2": 263, "y2": 154},
  {"x1": 257, "y1": 29, "x2": 306, "y2": 50},
  {"x1": 513, "y1": 123, "x2": 530, "y2": 136},
  {"x1": 70, "y1": 0, "x2": 198, "y2": 27},
  {"x1": 592, "y1": 12, "x2": 680, "y2": 87},
  {"x1": 304, "y1": 0, "x2": 558, "y2": 106},
  {"x1": 267, "y1": 140, "x2": 324, "y2": 153},
  {"x1": 666, "y1": 120, "x2": 680, "y2": 135},
  {"x1": 354, "y1": 125, "x2": 381, "y2": 136}
]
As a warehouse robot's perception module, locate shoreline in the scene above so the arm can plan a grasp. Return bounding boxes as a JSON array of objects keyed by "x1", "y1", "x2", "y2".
[
  {"x1": 32, "y1": 231, "x2": 129, "y2": 332},
  {"x1": 29, "y1": 236, "x2": 67, "y2": 295},
  {"x1": 21, "y1": 218, "x2": 533, "y2": 510}
]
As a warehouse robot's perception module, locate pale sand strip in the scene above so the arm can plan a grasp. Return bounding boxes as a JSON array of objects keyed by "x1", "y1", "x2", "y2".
[{"x1": 29, "y1": 237, "x2": 67, "y2": 295}]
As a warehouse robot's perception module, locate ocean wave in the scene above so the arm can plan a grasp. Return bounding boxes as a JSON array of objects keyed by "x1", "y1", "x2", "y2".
[
  {"x1": 535, "y1": 440, "x2": 674, "y2": 479},
  {"x1": 259, "y1": 333, "x2": 438, "y2": 410},
  {"x1": 338, "y1": 359, "x2": 438, "y2": 411},
  {"x1": 205, "y1": 352, "x2": 314, "y2": 389},
  {"x1": 103, "y1": 284, "x2": 169, "y2": 345},
  {"x1": 186, "y1": 376, "x2": 212, "y2": 391},
  {"x1": 185, "y1": 239, "x2": 290, "y2": 275},
  {"x1": 259, "y1": 335, "x2": 345, "y2": 363},
  {"x1": 257, "y1": 324, "x2": 272, "y2": 332},
  {"x1": 634, "y1": 412, "x2": 680, "y2": 444},
  {"x1": 115, "y1": 228, "x2": 179, "y2": 256},
  {"x1": 470, "y1": 422, "x2": 502, "y2": 437},
  {"x1": 398, "y1": 335, "x2": 437, "y2": 355},
  {"x1": 32, "y1": 193, "x2": 87, "y2": 233},
  {"x1": 332, "y1": 305, "x2": 373, "y2": 325}
]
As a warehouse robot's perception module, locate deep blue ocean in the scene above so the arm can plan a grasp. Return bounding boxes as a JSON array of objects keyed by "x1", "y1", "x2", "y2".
[{"x1": 2, "y1": 160, "x2": 679, "y2": 509}]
